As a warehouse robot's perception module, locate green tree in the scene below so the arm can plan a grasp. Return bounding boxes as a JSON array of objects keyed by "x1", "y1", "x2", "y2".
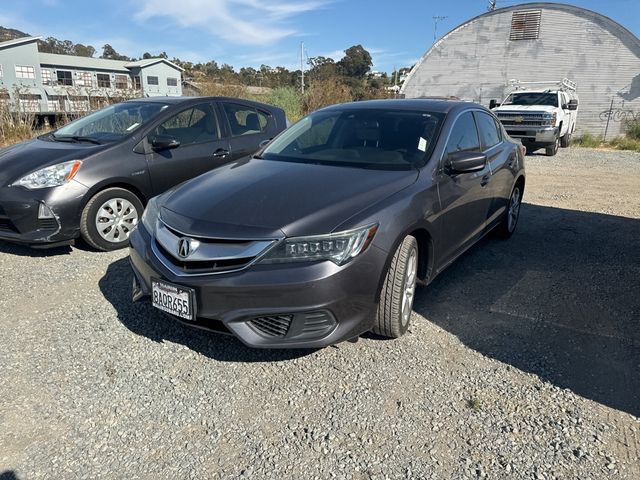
[
  {"x1": 100, "y1": 44, "x2": 130, "y2": 61},
  {"x1": 337, "y1": 45, "x2": 372, "y2": 79}
]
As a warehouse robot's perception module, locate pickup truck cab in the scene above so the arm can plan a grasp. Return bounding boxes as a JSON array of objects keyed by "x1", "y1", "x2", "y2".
[{"x1": 490, "y1": 80, "x2": 579, "y2": 156}]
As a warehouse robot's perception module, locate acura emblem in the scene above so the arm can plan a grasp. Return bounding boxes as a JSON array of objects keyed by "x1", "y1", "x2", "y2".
[{"x1": 177, "y1": 237, "x2": 199, "y2": 259}]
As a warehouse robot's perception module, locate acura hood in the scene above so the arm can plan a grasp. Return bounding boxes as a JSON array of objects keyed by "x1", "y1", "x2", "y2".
[
  {"x1": 0, "y1": 137, "x2": 104, "y2": 187},
  {"x1": 160, "y1": 158, "x2": 418, "y2": 239}
]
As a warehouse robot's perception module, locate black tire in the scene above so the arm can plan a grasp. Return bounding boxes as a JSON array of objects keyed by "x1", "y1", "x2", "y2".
[
  {"x1": 495, "y1": 184, "x2": 523, "y2": 239},
  {"x1": 545, "y1": 136, "x2": 559, "y2": 156},
  {"x1": 372, "y1": 235, "x2": 418, "y2": 338},
  {"x1": 80, "y1": 187, "x2": 143, "y2": 251},
  {"x1": 525, "y1": 146, "x2": 536, "y2": 155},
  {"x1": 560, "y1": 132, "x2": 572, "y2": 148}
]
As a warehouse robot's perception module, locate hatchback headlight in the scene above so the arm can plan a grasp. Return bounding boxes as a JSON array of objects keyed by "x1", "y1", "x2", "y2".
[
  {"x1": 141, "y1": 196, "x2": 160, "y2": 233},
  {"x1": 13, "y1": 160, "x2": 82, "y2": 189},
  {"x1": 259, "y1": 224, "x2": 378, "y2": 266}
]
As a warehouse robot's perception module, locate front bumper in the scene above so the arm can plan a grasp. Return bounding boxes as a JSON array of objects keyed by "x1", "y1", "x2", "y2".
[
  {"x1": 129, "y1": 224, "x2": 388, "y2": 349},
  {"x1": 0, "y1": 181, "x2": 88, "y2": 246},
  {"x1": 503, "y1": 126, "x2": 558, "y2": 145}
]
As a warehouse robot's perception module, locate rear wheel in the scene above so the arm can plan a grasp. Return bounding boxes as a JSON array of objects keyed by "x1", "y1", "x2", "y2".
[
  {"x1": 496, "y1": 184, "x2": 522, "y2": 239},
  {"x1": 560, "y1": 132, "x2": 572, "y2": 148},
  {"x1": 80, "y1": 188, "x2": 143, "y2": 251},
  {"x1": 372, "y1": 235, "x2": 418, "y2": 338}
]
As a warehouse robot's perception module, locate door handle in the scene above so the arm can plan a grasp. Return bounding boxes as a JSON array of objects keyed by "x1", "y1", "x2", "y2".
[
  {"x1": 481, "y1": 174, "x2": 491, "y2": 187},
  {"x1": 212, "y1": 148, "x2": 229, "y2": 158}
]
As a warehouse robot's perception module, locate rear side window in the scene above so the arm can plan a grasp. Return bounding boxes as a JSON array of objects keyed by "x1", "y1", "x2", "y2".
[
  {"x1": 151, "y1": 103, "x2": 220, "y2": 146},
  {"x1": 222, "y1": 103, "x2": 269, "y2": 136},
  {"x1": 475, "y1": 112, "x2": 502, "y2": 149},
  {"x1": 446, "y1": 112, "x2": 480, "y2": 155}
]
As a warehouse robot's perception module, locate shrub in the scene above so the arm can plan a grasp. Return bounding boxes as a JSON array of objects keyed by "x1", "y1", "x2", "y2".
[
  {"x1": 267, "y1": 87, "x2": 303, "y2": 123},
  {"x1": 303, "y1": 79, "x2": 353, "y2": 115},
  {"x1": 609, "y1": 135, "x2": 640, "y2": 152},
  {"x1": 0, "y1": 101, "x2": 39, "y2": 147},
  {"x1": 574, "y1": 133, "x2": 601, "y2": 148},
  {"x1": 624, "y1": 118, "x2": 640, "y2": 141}
]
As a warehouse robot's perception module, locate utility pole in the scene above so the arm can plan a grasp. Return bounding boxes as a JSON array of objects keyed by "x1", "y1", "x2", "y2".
[
  {"x1": 488, "y1": 0, "x2": 497, "y2": 11},
  {"x1": 432, "y1": 16, "x2": 448, "y2": 45},
  {"x1": 300, "y1": 41, "x2": 305, "y2": 94}
]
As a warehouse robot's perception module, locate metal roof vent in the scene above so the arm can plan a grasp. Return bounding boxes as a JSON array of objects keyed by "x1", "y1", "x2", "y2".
[{"x1": 510, "y1": 9, "x2": 542, "y2": 41}]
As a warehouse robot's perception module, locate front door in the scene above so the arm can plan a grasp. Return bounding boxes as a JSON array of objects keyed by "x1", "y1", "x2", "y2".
[
  {"x1": 436, "y1": 111, "x2": 492, "y2": 267},
  {"x1": 146, "y1": 102, "x2": 231, "y2": 194}
]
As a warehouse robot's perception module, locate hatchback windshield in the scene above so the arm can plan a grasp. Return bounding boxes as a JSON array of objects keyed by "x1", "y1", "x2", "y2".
[
  {"x1": 262, "y1": 109, "x2": 444, "y2": 170},
  {"x1": 53, "y1": 101, "x2": 170, "y2": 142},
  {"x1": 503, "y1": 92, "x2": 558, "y2": 107}
]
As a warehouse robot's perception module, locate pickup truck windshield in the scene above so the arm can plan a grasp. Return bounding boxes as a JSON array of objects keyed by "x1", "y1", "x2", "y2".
[
  {"x1": 503, "y1": 92, "x2": 558, "y2": 107},
  {"x1": 262, "y1": 109, "x2": 444, "y2": 170}
]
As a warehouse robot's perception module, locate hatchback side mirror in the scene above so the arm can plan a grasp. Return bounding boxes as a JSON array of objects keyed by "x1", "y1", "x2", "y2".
[
  {"x1": 447, "y1": 151, "x2": 487, "y2": 174},
  {"x1": 151, "y1": 134, "x2": 180, "y2": 151},
  {"x1": 567, "y1": 99, "x2": 579, "y2": 111}
]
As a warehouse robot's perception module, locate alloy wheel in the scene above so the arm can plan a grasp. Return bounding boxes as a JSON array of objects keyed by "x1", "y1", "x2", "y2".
[{"x1": 401, "y1": 248, "x2": 418, "y2": 326}]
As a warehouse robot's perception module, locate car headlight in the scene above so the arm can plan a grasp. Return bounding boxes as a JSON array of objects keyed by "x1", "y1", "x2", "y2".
[
  {"x1": 12, "y1": 160, "x2": 82, "y2": 189},
  {"x1": 258, "y1": 223, "x2": 378, "y2": 266},
  {"x1": 140, "y1": 196, "x2": 160, "y2": 234}
]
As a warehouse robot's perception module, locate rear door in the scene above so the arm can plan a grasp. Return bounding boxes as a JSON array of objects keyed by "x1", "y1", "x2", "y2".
[
  {"x1": 146, "y1": 102, "x2": 231, "y2": 194},
  {"x1": 474, "y1": 110, "x2": 514, "y2": 224},
  {"x1": 436, "y1": 111, "x2": 492, "y2": 265},
  {"x1": 220, "y1": 102, "x2": 276, "y2": 160}
]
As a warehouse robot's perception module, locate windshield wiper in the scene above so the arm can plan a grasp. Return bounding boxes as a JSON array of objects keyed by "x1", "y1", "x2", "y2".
[{"x1": 51, "y1": 134, "x2": 102, "y2": 145}]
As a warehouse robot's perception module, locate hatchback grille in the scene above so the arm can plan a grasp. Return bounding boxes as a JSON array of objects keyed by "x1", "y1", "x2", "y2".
[
  {"x1": 249, "y1": 315, "x2": 293, "y2": 337},
  {"x1": 0, "y1": 217, "x2": 18, "y2": 233}
]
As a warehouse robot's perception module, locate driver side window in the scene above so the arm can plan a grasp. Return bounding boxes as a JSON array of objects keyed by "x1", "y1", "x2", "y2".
[
  {"x1": 445, "y1": 112, "x2": 480, "y2": 156},
  {"x1": 150, "y1": 104, "x2": 219, "y2": 147}
]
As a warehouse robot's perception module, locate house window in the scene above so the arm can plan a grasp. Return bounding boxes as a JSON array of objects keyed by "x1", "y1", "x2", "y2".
[
  {"x1": 69, "y1": 95, "x2": 90, "y2": 112},
  {"x1": 18, "y1": 94, "x2": 41, "y2": 112},
  {"x1": 510, "y1": 10, "x2": 542, "y2": 41},
  {"x1": 41, "y1": 69, "x2": 53, "y2": 85},
  {"x1": 15, "y1": 65, "x2": 36, "y2": 79},
  {"x1": 133, "y1": 76, "x2": 142, "y2": 90},
  {"x1": 76, "y1": 71, "x2": 92, "y2": 87},
  {"x1": 147, "y1": 76, "x2": 159, "y2": 86},
  {"x1": 97, "y1": 73, "x2": 111, "y2": 88},
  {"x1": 47, "y1": 95, "x2": 66, "y2": 112},
  {"x1": 167, "y1": 77, "x2": 178, "y2": 87},
  {"x1": 115, "y1": 74, "x2": 129, "y2": 89},
  {"x1": 56, "y1": 70, "x2": 73, "y2": 86}
]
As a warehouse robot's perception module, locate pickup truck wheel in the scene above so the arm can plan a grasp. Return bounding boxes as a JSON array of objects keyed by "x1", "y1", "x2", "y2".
[
  {"x1": 545, "y1": 137, "x2": 559, "y2": 156},
  {"x1": 80, "y1": 188, "x2": 143, "y2": 251},
  {"x1": 372, "y1": 235, "x2": 418, "y2": 339},
  {"x1": 525, "y1": 146, "x2": 536, "y2": 155},
  {"x1": 560, "y1": 132, "x2": 572, "y2": 148}
]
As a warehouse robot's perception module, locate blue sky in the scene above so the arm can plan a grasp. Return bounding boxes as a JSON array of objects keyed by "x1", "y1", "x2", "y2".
[{"x1": 1, "y1": 0, "x2": 638, "y2": 73}]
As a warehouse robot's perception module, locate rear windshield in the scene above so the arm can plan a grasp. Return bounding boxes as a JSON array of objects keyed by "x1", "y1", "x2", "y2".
[
  {"x1": 503, "y1": 92, "x2": 558, "y2": 107},
  {"x1": 261, "y1": 108, "x2": 444, "y2": 170}
]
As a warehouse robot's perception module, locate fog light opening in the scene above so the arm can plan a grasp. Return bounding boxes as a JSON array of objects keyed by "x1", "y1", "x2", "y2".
[{"x1": 38, "y1": 202, "x2": 55, "y2": 219}]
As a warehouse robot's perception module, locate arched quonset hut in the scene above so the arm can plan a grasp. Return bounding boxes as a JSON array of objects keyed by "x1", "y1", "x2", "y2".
[{"x1": 401, "y1": 3, "x2": 640, "y2": 137}]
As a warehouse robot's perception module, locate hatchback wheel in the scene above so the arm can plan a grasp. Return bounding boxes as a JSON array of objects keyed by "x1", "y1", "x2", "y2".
[
  {"x1": 372, "y1": 235, "x2": 418, "y2": 338},
  {"x1": 80, "y1": 188, "x2": 143, "y2": 251},
  {"x1": 496, "y1": 185, "x2": 522, "y2": 239}
]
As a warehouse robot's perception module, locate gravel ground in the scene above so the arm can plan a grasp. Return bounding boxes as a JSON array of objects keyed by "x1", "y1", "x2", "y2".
[{"x1": 1, "y1": 147, "x2": 639, "y2": 479}]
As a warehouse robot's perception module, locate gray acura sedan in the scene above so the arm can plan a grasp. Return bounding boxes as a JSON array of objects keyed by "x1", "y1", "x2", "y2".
[{"x1": 129, "y1": 99, "x2": 525, "y2": 348}]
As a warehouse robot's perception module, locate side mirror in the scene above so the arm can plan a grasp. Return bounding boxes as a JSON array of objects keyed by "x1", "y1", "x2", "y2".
[
  {"x1": 447, "y1": 151, "x2": 487, "y2": 174},
  {"x1": 567, "y1": 99, "x2": 579, "y2": 111},
  {"x1": 150, "y1": 134, "x2": 180, "y2": 151},
  {"x1": 489, "y1": 99, "x2": 500, "y2": 110}
]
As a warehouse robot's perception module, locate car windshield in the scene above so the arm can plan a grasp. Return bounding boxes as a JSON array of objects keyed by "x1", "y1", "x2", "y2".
[
  {"x1": 53, "y1": 101, "x2": 170, "y2": 142},
  {"x1": 261, "y1": 108, "x2": 444, "y2": 170},
  {"x1": 503, "y1": 92, "x2": 558, "y2": 107}
]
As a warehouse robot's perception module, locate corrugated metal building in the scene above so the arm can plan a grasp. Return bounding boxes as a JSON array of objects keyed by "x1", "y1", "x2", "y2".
[{"x1": 401, "y1": 2, "x2": 640, "y2": 137}]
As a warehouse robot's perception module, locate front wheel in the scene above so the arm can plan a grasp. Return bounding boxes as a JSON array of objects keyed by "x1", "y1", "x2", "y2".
[
  {"x1": 372, "y1": 235, "x2": 418, "y2": 338},
  {"x1": 545, "y1": 136, "x2": 559, "y2": 156},
  {"x1": 560, "y1": 132, "x2": 572, "y2": 148},
  {"x1": 80, "y1": 188, "x2": 143, "y2": 251},
  {"x1": 496, "y1": 184, "x2": 522, "y2": 239}
]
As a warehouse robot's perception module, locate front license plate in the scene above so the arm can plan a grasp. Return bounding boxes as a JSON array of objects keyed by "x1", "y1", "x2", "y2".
[{"x1": 151, "y1": 279, "x2": 195, "y2": 321}]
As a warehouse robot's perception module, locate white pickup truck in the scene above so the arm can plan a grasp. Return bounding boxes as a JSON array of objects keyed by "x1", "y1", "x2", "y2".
[{"x1": 490, "y1": 79, "x2": 579, "y2": 156}]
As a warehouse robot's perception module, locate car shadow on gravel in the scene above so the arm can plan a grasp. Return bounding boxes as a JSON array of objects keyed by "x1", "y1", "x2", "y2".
[
  {"x1": 99, "y1": 258, "x2": 316, "y2": 363},
  {"x1": 0, "y1": 240, "x2": 73, "y2": 256},
  {"x1": 413, "y1": 203, "x2": 640, "y2": 417}
]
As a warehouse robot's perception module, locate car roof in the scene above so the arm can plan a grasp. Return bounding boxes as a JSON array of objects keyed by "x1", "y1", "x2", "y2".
[
  {"x1": 124, "y1": 96, "x2": 281, "y2": 110},
  {"x1": 320, "y1": 98, "x2": 480, "y2": 115}
]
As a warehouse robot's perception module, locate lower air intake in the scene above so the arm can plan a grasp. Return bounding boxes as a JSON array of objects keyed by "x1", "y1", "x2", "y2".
[{"x1": 249, "y1": 315, "x2": 293, "y2": 337}]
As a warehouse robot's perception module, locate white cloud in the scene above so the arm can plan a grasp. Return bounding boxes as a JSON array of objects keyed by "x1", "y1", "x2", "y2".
[{"x1": 135, "y1": 0, "x2": 328, "y2": 46}]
